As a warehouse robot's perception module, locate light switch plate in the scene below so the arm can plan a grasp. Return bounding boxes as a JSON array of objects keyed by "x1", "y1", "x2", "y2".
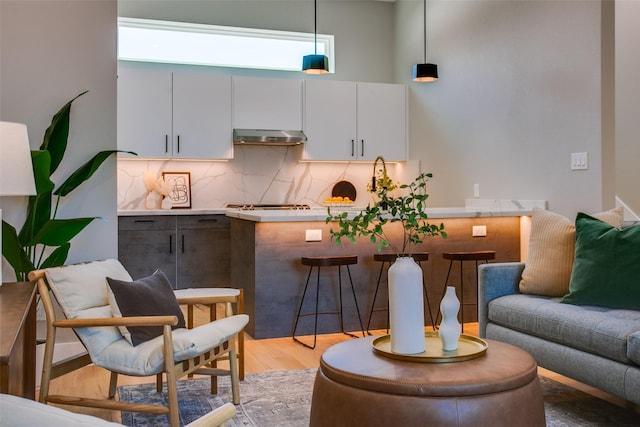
[
  {"x1": 571, "y1": 152, "x2": 588, "y2": 170},
  {"x1": 305, "y1": 229, "x2": 322, "y2": 242}
]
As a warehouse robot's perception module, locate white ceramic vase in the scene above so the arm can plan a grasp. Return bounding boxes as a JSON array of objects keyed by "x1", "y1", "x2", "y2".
[
  {"x1": 145, "y1": 191, "x2": 160, "y2": 209},
  {"x1": 161, "y1": 196, "x2": 173, "y2": 210},
  {"x1": 439, "y1": 286, "x2": 461, "y2": 351},
  {"x1": 388, "y1": 256, "x2": 426, "y2": 354}
]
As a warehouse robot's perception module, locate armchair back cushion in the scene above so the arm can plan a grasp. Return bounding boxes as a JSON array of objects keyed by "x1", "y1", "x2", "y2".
[{"x1": 45, "y1": 259, "x2": 132, "y2": 355}]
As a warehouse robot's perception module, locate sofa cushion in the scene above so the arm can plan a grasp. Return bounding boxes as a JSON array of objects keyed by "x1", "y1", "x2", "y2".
[
  {"x1": 488, "y1": 294, "x2": 640, "y2": 365},
  {"x1": 519, "y1": 207, "x2": 623, "y2": 297},
  {"x1": 629, "y1": 332, "x2": 640, "y2": 365},
  {"x1": 561, "y1": 214, "x2": 640, "y2": 310},
  {"x1": 107, "y1": 270, "x2": 186, "y2": 346}
]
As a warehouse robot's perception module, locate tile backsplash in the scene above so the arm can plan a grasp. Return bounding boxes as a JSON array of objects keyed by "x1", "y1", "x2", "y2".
[{"x1": 117, "y1": 145, "x2": 419, "y2": 211}]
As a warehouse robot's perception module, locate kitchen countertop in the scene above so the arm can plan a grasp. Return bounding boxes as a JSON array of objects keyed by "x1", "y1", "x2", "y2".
[
  {"x1": 118, "y1": 199, "x2": 546, "y2": 221},
  {"x1": 118, "y1": 208, "x2": 228, "y2": 216}
]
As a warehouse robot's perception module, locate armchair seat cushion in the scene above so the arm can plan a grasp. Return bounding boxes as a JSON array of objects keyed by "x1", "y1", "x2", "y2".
[
  {"x1": 489, "y1": 294, "x2": 640, "y2": 364},
  {"x1": 95, "y1": 314, "x2": 249, "y2": 376}
]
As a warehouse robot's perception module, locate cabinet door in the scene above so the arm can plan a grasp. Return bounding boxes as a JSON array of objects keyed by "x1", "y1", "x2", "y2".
[
  {"x1": 173, "y1": 73, "x2": 233, "y2": 159},
  {"x1": 233, "y1": 76, "x2": 303, "y2": 130},
  {"x1": 356, "y1": 83, "x2": 408, "y2": 161},
  {"x1": 176, "y1": 215, "x2": 231, "y2": 288},
  {"x1": 117, "y1": 67, "x2": 172, "y2": 158},
  {"x1": 303, "y1": 80, "x2": 357, "y2": 161},
  {"x1": 118, "y1": 216, "x2": 177, "y2": 287}
]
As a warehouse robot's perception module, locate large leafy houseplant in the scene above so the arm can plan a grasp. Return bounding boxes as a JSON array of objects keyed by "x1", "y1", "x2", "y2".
[
  {"x1": 1, "y1": 91, "x2": 135, "y2": 281},
  {"x1": 326, "y1": 172, "x2": 447, "y2": 253}
]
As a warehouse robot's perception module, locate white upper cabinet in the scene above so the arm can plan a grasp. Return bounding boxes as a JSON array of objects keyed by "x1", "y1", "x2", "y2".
[
  {"x1": 303, "y1": 80, "x2": 357, "y2": 161},
  {"x1": 118, "y1": 67, "x2": 233, "y2": 159},
  {"x1": 173, "y1": 73, "x2": 233, "y2": 159},
  {"x1": 118, "y1": 67, "x2": 172, "y2": 158},
  {"x1": 303, "y1": 80, "x2": 407, "y2": 161},
  {"x1": 232, "y1": 76, "x2": 303, "y2": 130}
]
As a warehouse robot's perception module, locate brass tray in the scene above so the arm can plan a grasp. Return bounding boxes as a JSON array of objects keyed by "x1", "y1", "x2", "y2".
[{"x1": 371, "y1": 332, "x2": 488, "y2": 363}]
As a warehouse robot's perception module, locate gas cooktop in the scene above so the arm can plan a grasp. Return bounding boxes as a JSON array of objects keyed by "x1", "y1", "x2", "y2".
[{"x1": 226, "y1": 204, "x2": 311, "y2": 211}]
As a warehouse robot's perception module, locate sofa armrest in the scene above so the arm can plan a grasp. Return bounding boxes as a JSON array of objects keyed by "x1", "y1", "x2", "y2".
[{"x1": 478, "y1": 262, "x2": 525, "y2": 338}]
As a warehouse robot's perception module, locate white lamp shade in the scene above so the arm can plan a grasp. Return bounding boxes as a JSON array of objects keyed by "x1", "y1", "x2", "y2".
[{"x1": 0, "y1": 121, "x2": 37, "y2": 196}]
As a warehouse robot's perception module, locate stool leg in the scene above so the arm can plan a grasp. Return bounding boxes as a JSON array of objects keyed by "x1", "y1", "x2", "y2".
[
  {"x1": 435, "y1": 260, "x2": 455, "y2": 327},
  {"x1": 346, "y1": 265, "x2": 366, "y2": 337},
  {"x1": 292, "y1": 265, "x2": 318, "y2": 349},
  {"x1": 338, "y1": 265, "x2": 345, "y2": 334},
  {"x1": 366, "y1": 261, "x2": 386, "y2": 334}
]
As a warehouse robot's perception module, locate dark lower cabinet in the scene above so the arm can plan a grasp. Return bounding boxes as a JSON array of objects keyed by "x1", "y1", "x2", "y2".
[{"x1": 118, "y1": 214, "x2": 230, "y2": 289}]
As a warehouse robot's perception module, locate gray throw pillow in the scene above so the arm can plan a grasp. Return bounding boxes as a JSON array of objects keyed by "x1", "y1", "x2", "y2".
[{"x1": 106, "y1": 270, "x2": 185, "y2": 346}]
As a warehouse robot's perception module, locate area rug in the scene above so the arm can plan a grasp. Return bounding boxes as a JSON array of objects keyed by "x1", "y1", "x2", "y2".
[{"x1": 119, "y1": 368, "x2": 639, "y2": 426}]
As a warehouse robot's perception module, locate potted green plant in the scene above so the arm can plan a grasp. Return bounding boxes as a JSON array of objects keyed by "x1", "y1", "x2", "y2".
[
  {"x1": 326, "y1": 172, "x2": 447, "y2": 355},
  {"x1": 1, "y1": 91, "x2": 135, "y2": 281}
]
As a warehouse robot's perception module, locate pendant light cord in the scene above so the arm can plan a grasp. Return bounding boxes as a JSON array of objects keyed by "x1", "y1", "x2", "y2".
[
  {"x1": 314, "y1": 0, "x2": 318, "y2": 55},
  {"x1": 423, "y1": 0, "x2": 427, "y2": 63}
]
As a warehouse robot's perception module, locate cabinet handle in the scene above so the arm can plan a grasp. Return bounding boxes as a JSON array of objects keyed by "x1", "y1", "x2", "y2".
[
  {"x1": 133, "y1": 219, "x2": 155, "y2": 223},
  {"x1": 169, "y1": 234, "x2": 173, "y2": 254},
  {"x1": 177, "y1": 135, "x2": 180, "y2": 153},
  {"x1": 360, "y1": 139, "x2": 364, "y2": 157},
  {"x1": 181, "y1": 234, "x2": 185, "y2": 253},
  {"x1": 351, "y1": 139, "x2": 355, "y2": 157},
  {"x1": 165, "y1": 135, "x2": 168, "y2": 153},
  {"x1": 198, "y1": 218, "x2": 218, "y2": 223}
]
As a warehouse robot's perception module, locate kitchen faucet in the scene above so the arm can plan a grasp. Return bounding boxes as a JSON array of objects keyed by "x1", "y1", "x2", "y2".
[{"x1": 371, "y1": 155, "x2": 388, "y2": 192}]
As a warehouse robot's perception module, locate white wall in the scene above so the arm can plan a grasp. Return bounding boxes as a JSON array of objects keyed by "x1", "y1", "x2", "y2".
[
  {"x1": 616, "y1": 0, "x2": 640, "y2": 220},
  {"x1": 0, "y1": 0, "x2": 118, "y2": 281},
  {"x1": 396, "y1": 0, "x2": 606, "y2": 218}
]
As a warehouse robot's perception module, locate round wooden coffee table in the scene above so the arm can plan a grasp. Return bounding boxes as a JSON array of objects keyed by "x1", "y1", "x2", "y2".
[{"x1": 310, "y1": 336, "x2": 545, "y2": 426}]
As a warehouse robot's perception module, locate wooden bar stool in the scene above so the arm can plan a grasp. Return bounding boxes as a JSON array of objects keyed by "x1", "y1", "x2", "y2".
[
  {"x1": 292, "y1": 255, "x2": 365, "y2": 349},
  {"x1": 436, "y1": 250, "x2": 496, "y2": 331},
  {"x1": 366, "y1": 253, "x2": 435, "y2": 334}
]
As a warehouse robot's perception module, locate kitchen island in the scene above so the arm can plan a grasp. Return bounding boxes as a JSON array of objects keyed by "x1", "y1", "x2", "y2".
[{"x1": 228, "y1": 200, "x2": 543, "y2": 339}]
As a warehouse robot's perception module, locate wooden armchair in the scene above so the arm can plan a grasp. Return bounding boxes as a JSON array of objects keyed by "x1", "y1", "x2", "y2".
[{"x1": 30, "y1": 259, "x2": 248, "y2": 427}]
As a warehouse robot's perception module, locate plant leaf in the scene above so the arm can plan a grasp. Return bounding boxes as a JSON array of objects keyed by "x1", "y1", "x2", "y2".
[
  {"x1": 54, "y1": 150, "x2": 136, "y2": 197},
  {"x1": 2, "y1": 220, "x2": 36, "y2": 279},
  {"x1": 40, "y1": 244, "x2": 71, "y2": 269},
  {"x1": 27, "y1": 218, "x2": 96, "y2": 246},
  {"x1": 41, "y1": 91, "x2": 88, "y2": 174}
]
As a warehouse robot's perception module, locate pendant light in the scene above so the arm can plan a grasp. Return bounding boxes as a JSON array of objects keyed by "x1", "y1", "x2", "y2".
[
  {"x1": 412, "y1": 0, "x2": 438, "y2": 82},
  {"x1": 302, "y1": 0, "x2": 329, "y2": 74}
]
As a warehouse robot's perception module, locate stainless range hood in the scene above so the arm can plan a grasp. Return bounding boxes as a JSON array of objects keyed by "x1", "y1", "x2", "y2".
[{"x1": 233, "y1": 129, "x2": 307, "y2": 146}]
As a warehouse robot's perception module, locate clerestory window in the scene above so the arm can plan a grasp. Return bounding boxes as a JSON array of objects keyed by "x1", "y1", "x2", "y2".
[{"x1": 118, "y1": 17, "x2": 335, "y2": 73}]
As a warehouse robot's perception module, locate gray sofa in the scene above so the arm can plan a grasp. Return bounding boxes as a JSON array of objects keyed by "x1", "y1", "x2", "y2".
[{"x1": 478, "y1": 262, "x2": 640, "y2": 404}]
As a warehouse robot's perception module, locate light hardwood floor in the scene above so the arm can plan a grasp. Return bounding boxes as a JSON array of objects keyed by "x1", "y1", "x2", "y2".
[{"x1": 41, "y1": 305, "x2": 639, "y2": 423}]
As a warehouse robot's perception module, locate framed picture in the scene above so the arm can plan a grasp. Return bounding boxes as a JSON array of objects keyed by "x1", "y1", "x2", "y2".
[{"x1": 162, "y1": 172, "x2": 191, "y2": 209}]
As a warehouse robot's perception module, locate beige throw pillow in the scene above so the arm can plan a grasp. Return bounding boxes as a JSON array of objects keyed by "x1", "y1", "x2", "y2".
[{"x1": 519, "y1": 207, "x2": 623, "y2": 296}]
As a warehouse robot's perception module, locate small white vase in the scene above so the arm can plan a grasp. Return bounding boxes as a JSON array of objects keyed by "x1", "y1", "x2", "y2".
[
  {"x1": 388, "y1": 256, "x2": 426, "y2": 354},
  {"x1": 145, "y1": 191, "x2": 160, "y2": 210},
  {"x1": 161, "y1": 196, "x2": 173, "y2": 210},
  {"x1": 439, "y1": 286, "x2": 461, "y2": 351}
]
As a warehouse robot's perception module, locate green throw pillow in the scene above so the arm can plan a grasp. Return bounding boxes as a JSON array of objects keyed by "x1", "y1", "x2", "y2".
[{"x1": 561, "y1": 213, "x2": 640, "y2": 310}]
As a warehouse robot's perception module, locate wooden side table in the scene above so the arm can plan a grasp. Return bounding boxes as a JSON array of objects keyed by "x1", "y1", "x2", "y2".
[{"x1": 0, "y1": 281, "x2": 37, "y2": 399}]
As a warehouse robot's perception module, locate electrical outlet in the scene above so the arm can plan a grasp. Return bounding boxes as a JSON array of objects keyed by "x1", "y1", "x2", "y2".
[
  {"x1": 472, "y1": 225, "x2": 487, "y2": 237},
  {"x1": 305, "y1": 229, "x2": 322, "y2": 242}
]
